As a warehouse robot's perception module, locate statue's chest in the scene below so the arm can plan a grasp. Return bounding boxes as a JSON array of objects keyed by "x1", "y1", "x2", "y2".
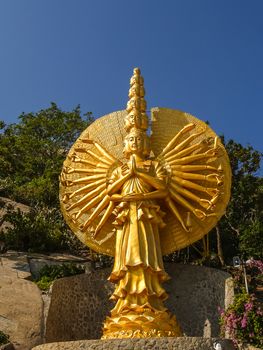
[{"x1": 123, "y1": 160, "x2": 155, "y2": 175}]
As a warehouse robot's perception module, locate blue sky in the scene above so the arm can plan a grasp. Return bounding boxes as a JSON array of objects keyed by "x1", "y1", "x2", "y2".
[{"x1": 0, "y1": 1, "x2": 262, "y2": 156}]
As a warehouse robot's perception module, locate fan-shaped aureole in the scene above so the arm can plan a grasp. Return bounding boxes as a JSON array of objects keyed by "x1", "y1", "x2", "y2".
[
  {"x1": 151, "y1": 108, "x2": 231, "y2": 255},
  {"x1": 59, "y1": 108, "x2": 231, "y2": 256}
]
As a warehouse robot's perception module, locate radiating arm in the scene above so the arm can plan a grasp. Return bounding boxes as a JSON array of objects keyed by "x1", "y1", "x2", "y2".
[
  {"x1": 159, "y1": 123, "x2": 196, "y2": 156},
  {"x1": 80, "y1": 195, "x2": 111, "y2": 231},
  {"x1": 172, "y1": 170, "x2": 223, "y2": 185},
  {"x1": 75, "y1": 188, "x2": 108, "y2": 218},
  {"x1": 169, "y1": 148, "x2": 217, "y2": 165},
  {"x1": 107, "y1": 171, "x2": 133, "y2": 195},
  {"x1": 131, "y1": 156, "x2": 166, "y2": 190},
  {"x1": 115, "y1": 189, "x2": 168, "y2": 202},
  {"x1": 165, "y1": 142, "x2": 205, "y2": 162},
  {"x1": 172, "y1": 176, "x2": 219, "y2": 197},
  {"x1": 170, "y1": 182, "x2": 215, "y2": 210},
  {"x1": 94, "y1": 201, "x2": 115, "y2": 237},
  {"x1": 136, "y1": 171, "x2": 166, "y2": 190},
  {"x1": 68, "y1": 179, "x2": 106, "y2": 199},
  {"x1": 171, "y1": 164, "x2": 220, "y2": 172},
  {"x1": 164, "y1": 129, "x2": 205, "y2": 158},
  {"x1": 66, "y1": 183, "x2": 106, "y2": 211},
  {"x1": 165, "y1": 197, "x2": 189, "y2": 232}
]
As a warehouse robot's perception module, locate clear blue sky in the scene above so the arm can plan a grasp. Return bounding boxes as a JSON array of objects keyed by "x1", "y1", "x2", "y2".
[{"x1": 0, "y1": 1, "x2": 262, "y2": 155}]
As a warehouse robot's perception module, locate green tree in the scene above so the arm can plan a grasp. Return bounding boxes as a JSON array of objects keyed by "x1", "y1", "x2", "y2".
[
  {"x1": 216, "y1": 138, "x2": 263, "y2": 261},
  {"x1": 0, "y1": 102, "x2": 93, "y2": 207},
  {"x1": 0, "y1": 103, "x2": 93, "y2": 253}
]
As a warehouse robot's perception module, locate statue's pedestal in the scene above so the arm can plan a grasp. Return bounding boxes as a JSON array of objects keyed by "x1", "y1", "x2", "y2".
[{"x1": 33, "y1": 337, "x2": 235, "y2": 350}]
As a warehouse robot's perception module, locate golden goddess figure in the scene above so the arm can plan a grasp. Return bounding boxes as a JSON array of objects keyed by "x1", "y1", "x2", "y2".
[{"x1": 59, "y1": 68, "x2": 231, "y2": 338}]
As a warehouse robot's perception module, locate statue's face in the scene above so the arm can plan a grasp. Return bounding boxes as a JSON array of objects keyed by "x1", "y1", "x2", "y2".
[
  {"x1": 123, "y1": 130, "x2": 149, "y2": 159},
  {"x1": 127, "y1": 113, "x2": 141, "y2": 128},
  {"x1": 128, "y1": 113, "x2": 136, "y2": 125},
  {"x1": 129, "y1": 114, "x2": 140, "y2": 127},
  {"x1": 125, "y1": 133, "x2": 144, "y2": 155}
]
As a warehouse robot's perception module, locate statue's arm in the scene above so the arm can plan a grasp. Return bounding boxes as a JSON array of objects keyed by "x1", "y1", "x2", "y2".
[
  {"x1": 107, "y1": 168, "x2": 132, "y2": 195},
  {"x1": 135, "y1": 160, "x2": 166, "y2": 190},
  {"x1": 136, "y1": 172, "x2": 166, "y2": 190},
  {"x1": 109, "y1": 183, "x2": 167, "y2": 202},
  {"x1": 118, "y1": 189, "x2": 168, "y2": 202},
  {"x1": 142, "y1": 189, "x2": 167, "y2": 200}
]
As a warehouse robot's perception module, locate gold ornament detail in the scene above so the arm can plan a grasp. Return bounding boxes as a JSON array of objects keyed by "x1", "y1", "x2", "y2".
[{"x1": 59, "y1": 67, "x2": 231, "y2": 339}]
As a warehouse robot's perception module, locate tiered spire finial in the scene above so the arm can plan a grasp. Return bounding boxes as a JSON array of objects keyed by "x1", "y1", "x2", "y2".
[{"x1": 125, "y1": 68, "x2": 148, "y2": 132}]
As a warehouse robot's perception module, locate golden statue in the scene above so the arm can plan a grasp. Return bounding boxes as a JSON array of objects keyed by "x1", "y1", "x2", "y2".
[{"x1": 59, "y1": 68, "x2": 231, "y2": 339}]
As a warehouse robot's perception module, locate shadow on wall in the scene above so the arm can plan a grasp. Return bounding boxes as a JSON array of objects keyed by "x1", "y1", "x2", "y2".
[{"x1": 45, "y1": 263, "x2": 233, "y2": 342}]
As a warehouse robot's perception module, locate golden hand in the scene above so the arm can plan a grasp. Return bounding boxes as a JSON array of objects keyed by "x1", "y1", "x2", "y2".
[{"x1": 130, "y1": 155, "x2": 137, "y2": 175}]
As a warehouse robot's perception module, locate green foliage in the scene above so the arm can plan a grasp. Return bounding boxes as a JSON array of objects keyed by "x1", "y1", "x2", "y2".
[
  {"x1": 229, "y1": 259, "x2": 263, "y2": 295},
  {"x1": 239, "y1": 220, "x2": 263, "y2": 259},
  {"x1": 1, "y1": 205, "x2": 86, "y2": 253},
  {"x1": 0, "y1": 330, "x2": 9, "y2": 345},
  {"x1": 0, "y1": 103, "x2": 93, "y2": 207},
  {"x1": 220, "y1": 292, "x2": 263, "y2": 348},
  {"x1": 0, "y1": 103, "x2": 93, "y2": 255},
  {"x1": 216, "y1": 138, "x2": 263, "y2": 261},
  {"x1": 35, "y1": 263, "x2": 85, "y2": 290},
  {"x1": 1, "y1": 206, "x2": 65, "y2": 252}
]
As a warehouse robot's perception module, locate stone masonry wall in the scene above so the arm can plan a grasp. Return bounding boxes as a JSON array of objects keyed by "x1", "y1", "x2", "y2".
[{"x1": 45, "y1": 263, "x2": 233, "y2": 342}]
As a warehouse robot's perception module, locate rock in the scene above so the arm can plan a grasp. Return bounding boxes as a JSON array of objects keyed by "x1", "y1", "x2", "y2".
[
  {"x1": 0, "y1": 343, "x2": 15, "y2": 350},
  {"x1": 0, "y1": 254, "x2": 44, "y2": 350},
  {"x1": 0, "y1": 197, "x2": 30, "y2": 236},
  {"x1": 27, "y1": 252, "x2": 88, "y2": 279}
]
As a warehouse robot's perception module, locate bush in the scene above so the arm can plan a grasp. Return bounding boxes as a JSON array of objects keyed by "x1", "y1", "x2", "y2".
[
  {"x1": 219, "y1": 292, "x2": 263, "y2": 348},
  {"x1": 35, "y1": 263, "x2": 85, "y2": 290},
  {"x1": 229, "y1": 259, "x2": 263, "y2": 294},
  {"x1": 1, "y1": 206, "x2": 74, "y2": 252},
  {"x1": 0, "y1": 330, "x2": 9, "y2": 345}
]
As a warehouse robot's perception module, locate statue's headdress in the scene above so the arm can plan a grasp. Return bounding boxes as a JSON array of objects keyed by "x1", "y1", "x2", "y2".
[
  {"x1": 125, "y1": 68, "x2": 148, "y2": 132},
  {"x1": 123, "y1": 68, "x2": 150, "y2": 158}
]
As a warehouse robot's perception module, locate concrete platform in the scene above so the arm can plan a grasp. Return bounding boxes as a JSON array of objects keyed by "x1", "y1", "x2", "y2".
[{"x1": 33, "y1": 337, "x2": 235, "y2": 350}]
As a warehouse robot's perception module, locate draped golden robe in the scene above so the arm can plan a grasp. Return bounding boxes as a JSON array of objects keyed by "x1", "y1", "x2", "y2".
[{"x1": 102, "y1": 160, "x2": 181, "y2": 338}]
